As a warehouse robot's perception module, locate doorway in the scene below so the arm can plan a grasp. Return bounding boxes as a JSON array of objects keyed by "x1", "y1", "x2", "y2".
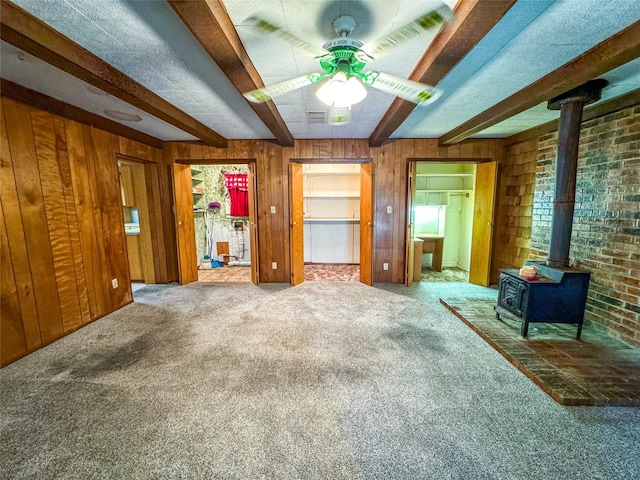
[
  {"x1": 406, "y1": 160, "x2": 497, "y2": 286},
  {"x1": 173, "y1": 160, "x2": 259, "y2": 285},
  {"x1": 118, "y1": 156, "x2": 155, "y2": 291},
  {"x1": 290, "y1": 160, "x2": 374, "y2": 285}
]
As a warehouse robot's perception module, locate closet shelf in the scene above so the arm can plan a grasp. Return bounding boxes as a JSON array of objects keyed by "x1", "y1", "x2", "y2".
[
  {"x1": 304, "y1": 217, "x2": 360, "y2": 222},
  {"x1": 303, "y1": 191, "x2": 360, "y2": 198}
]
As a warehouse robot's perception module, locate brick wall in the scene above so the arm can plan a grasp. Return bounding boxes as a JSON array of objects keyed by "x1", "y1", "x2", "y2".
[{"x1": 496, "y1": 105, "x2": 640, "y2": 346}]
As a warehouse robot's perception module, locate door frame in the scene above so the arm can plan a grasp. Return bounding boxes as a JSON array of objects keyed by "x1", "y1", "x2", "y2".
[
  {"x1": 288, "y1": 157, "x2": 374, "y2": 286},
  {"x1": 405, "y1": 158, "x2": 497, "y2": 287},
  {"x1": 172, "y1": 158, "x2": 259, "y2": 285},
  {"x1": 117, "y1": 154, "x2": 163, "y2": 285}
]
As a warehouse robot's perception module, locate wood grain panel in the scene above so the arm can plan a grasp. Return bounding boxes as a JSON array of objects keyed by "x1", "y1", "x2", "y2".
[
  {"x1": 130, "y1": 164, "x2": 155, "y2": 283},
  {"x1": 247, "y1": 162, "x2": 259, "y2": 285},
  {"x1": 31, "y1": 109, "x2": 82, "y2": 333},
  {"x1": 90, "y1": 128, "x2": 131, "y2": 309},
  {"x1": 53, "y1": 116, "x2": 91, "y2": 326},
  {"x1": 4, "y1": 100, "x2": 63, "y2": 344},
  {"x1": 289, "y1": 162, "x2": 304, "y2": 286},
  {"x1": 173, "y1": 163, "x2": 198, "y2": 284},
  {"x1": 0, "y1": 99, "x2": 41, "y2": 351},
  {"x1": 359, "y1": 161, "x2": 374, "y2": 286},
  {"x1": 469, "y1": 161, "x2": 497, "y2": 286},
  {"x1": 144, "y1": 161, "x2": 166, "y2": 283},
  {"x1": 65, "y1": 119, "x2": 106, "y2": 318},
  {"x1": 1, "y1": 205, "x2": 27, "y2": 365}
]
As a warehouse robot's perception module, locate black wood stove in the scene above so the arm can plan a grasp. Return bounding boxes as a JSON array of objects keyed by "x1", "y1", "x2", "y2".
[
  {"x1": 495, "y1": 262, "x2": 590, "y2": 339},
  {"x1": 495, "y1": 80, "x2": 606, "y2": 340}
]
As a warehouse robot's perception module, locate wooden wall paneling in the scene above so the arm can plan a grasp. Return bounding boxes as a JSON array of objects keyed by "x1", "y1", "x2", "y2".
[
  {"x1": 53, "y1": 116, "x2": 91, "y2": 325},
  {"x1": 256, "y1": 142, "x2": 273, "y2": 281},
  {"x1": 289, "y1": 161, "x2": 304, "y2": 285},
  {"x1": 118, "y1": 137, "x2": 153, "y2": 161},
  {"x1": 392, "y1": 140, "x2": 413, "y2": 282},
  {"x1": 373, "y1": 143, "x2": 396, "y2": 282},
  {"x1": 331, "y1": 139, "x2": 345, "y2": 159},
  {"x1": 172, "y1": 162, "x2": 198, "y2": 284},
  {"x1": 314, "y1": 140, "x2": 332, "y2": 158},
  {"x1": 89, "y1": 127, "x2": 131, "y2": 309},
  {"x1": 426, "y1": 139, "x2": 439, "y2": 158},
  {"x1": 4, "y1": 100, "x2": 64, "y2": 344},
  {"x1": 144, "y1": 161, "x2": 166, "y2": 283},
  {"x1": 359, "y1": 161, "x2": 374, "y2": 286},
  {"x1": 0, "y1": 204, "x2": 27, "y2": 365},
  {"x1": 269, "y1": 142, "x2": 288, "y2": 282},
  {"x1": 0, "y1": 100, "x2": 41, "y2": 351},
  {"x1": 414, "y1": 139, "x2": 427, "y2": 158},
  {"x1": 231, "y1": 140, "x2": 252, "y2": 159},
  {"x1": 31, "y1": 109, "x2": 84, "y2": 333},
  {"x1": 349, "y1": 139, "x2": 370, "y2": 159},
  {"x1": 65, "y1": 120, "x2": 106, "y2": 318},
  {"x1": 161, "y1": 144, "x2": 179, "y2": 283},
  {"x1": 278, "y1": 144, "x2": 291, "y2": 278}
]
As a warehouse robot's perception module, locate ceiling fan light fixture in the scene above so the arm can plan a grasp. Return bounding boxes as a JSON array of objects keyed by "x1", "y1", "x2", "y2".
[{"x1": 316, "y1": 72, "x2": 367, "y2": 108}]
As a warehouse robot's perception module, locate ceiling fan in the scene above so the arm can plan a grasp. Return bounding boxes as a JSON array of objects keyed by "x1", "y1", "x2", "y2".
[{"x1": 242, "y1": 3, "x2": 453, "y2": 124}]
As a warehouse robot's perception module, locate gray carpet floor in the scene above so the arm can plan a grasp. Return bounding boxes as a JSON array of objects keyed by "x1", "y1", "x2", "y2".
[{"x1": 1, "y1": 281, "x2": 639, "y2": 480}]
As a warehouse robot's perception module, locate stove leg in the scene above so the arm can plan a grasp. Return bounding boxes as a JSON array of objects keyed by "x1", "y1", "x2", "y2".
[
  {"x1": 521, "y1": 320, "x2": 529, "y2": 338},
  {"x1": 576, "y1": 321, "x2": 583, "y2": 340}
]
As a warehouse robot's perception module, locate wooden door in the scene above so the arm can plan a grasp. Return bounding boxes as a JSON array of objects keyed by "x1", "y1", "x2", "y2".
[
  {"x1": 405, "y1": 161, "x2": 415, "y2": 286},
  {"x1": 172, "y1": 163, "x2": 198, "y2": 284},
  {"x1": 359, "y1": 162, "x2": 374, "y2": 286},
  {"x1": 247, "y1": 162, "x2": 260, "y2": 285},
  {"x1": 469, "y1": 161, "x2": 497, "y2": 286},
  {"x1": 289, "y1": 162, "x2": 304, "y2": 285}
]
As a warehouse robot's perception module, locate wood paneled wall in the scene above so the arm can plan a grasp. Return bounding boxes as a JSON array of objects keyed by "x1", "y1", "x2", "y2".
[
  {"x1": 167, "y1": 137, "x2": 505, "y2": 284},
  {"x1": 0, "y1": 98, "x2": 168, "y2": 366}
]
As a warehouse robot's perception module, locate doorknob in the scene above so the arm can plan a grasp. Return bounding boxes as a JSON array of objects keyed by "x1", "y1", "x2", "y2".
[
  {"x1": 178, "y1": 221, "x2": 183, "y2": 225},
  {"x1": 367, "y1": 222, "x2": 372, "y2": 226}
]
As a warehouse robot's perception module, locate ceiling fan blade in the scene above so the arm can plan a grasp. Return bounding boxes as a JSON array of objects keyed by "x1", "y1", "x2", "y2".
[
  {"x1": 361, "y1": 3, "x2": 453, "y2": 58},
  {"x1": 243, "y1": 73, "x2": 325, "y2": 103},
  {"x1": 252, "y1": 18, "x2": 329, "y2": 58},
  {"x1": 328, "y1": 106, "x2": 351, "y2": 125},
  {"x1": 362, "y1": 71, "x2": 441, "y2": 105}
]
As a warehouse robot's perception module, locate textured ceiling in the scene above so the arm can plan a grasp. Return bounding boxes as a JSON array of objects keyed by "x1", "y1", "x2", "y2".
[{"x1": 3, "y1": 0, "x2": 640, "y2": 144}]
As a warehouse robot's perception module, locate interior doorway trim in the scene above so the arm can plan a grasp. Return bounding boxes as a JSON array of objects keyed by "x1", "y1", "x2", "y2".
[
  {"x1": 406, "y1": 158, "x2": 497, "y2": 287},
  {"x1": 173, "y1": 157, "x2": 260, "y2": 285}
]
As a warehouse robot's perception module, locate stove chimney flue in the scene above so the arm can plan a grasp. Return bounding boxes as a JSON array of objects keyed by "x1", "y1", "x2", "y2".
[{"x1": 545, "y1": 79, "x2": 608, "y2": 267}]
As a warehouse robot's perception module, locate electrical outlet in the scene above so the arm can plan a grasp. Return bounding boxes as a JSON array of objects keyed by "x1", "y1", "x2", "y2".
[
  {"x1": 270, "y1": 205, "x2": 276, "y2": 213},
  {"x1": 272, "y1": 262, "x2": 278, "y2": 269},
  {"x1": 387, "y1": 205, "x2": 393, "y2": 214},
  {"x1": 383, "y1": 263, "x2": 389, "y2": 271},
  {"x1": 111, "y1": 278, "x2": 118, "y2": 289}
]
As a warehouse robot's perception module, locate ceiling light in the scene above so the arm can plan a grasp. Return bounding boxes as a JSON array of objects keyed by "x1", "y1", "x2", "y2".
[
  {"x1": 316, "y1": 72, "x2": 367, "y2": 108},
  {"x1": 104, "y1": 110, "x2": 142, "y2": 122}
]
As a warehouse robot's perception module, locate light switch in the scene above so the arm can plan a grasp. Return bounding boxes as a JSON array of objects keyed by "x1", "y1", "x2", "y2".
[
  {"x1": 270, "y1": 205, "x2": 276, "y2": 213},
  {"x1": 387, "y1": 206, "x2": 393, "y2": 214}
]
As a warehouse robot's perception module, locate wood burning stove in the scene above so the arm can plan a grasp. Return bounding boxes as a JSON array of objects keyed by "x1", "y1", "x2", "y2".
[
  {"x1": 494, "y1": 80, "x2": 605, "y2": 340},
  {"x1": 495, "y1": 262, "x2": 590, "y2": 339}
]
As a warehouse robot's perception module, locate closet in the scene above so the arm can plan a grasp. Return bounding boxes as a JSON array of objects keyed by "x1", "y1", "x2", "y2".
[
  {"x1": 413, "y1": 163, "x2": 476, "y2": 272},
  {"x1": 303, "y1": 163, "x2": 360, "y2": 264}
]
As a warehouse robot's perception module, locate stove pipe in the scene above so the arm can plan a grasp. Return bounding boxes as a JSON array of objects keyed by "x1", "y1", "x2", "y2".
[{"x1": 545, "y1": 79, "x2": 608, "y2": 267}]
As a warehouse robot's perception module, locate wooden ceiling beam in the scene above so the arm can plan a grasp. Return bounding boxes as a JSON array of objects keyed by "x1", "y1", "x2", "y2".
[
  {"x1": 169, "y1": 0, "x2": 294, "y2": 147},
  {"x1": 504, "y1": 88, "x2": 640, "y2": 146},
  {"x1": 1, "y1": 79, "x2": 164, "y2": 149},
  {"x1": 439, "y1": 20, "x2": 640, "y2": 145},
  {"x1": 369, "y1": 0, "x2": 517, "y2": 147},
  {"x1": 0, "y1": 1, "x2": 227, "y2": 148}
]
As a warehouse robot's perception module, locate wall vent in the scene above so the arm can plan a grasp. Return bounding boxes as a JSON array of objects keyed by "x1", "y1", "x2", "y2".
[{"x1": 306, "y1": 111, "x2": 326, "y2": 124}]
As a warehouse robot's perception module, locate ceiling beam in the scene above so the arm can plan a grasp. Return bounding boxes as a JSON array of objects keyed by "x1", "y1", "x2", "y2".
[
  {"x1": 168, "y1": 0, "x2": 294, "y2": 147},
  {"x1": 369, "y1": 0, "x2": 517, "y2": 147},
  {"x1": 504, "y1": 88, "x2": 640, "y2": 146},
  {"x1": 0, "y1": 1, "x2": 227, "y2": 148},
  {"x1": 1, "y1": 79, "x2": 164, "y2": 149},
  {"x1": 439, "y1": 20, "x2": 640, "y2": 145}
]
